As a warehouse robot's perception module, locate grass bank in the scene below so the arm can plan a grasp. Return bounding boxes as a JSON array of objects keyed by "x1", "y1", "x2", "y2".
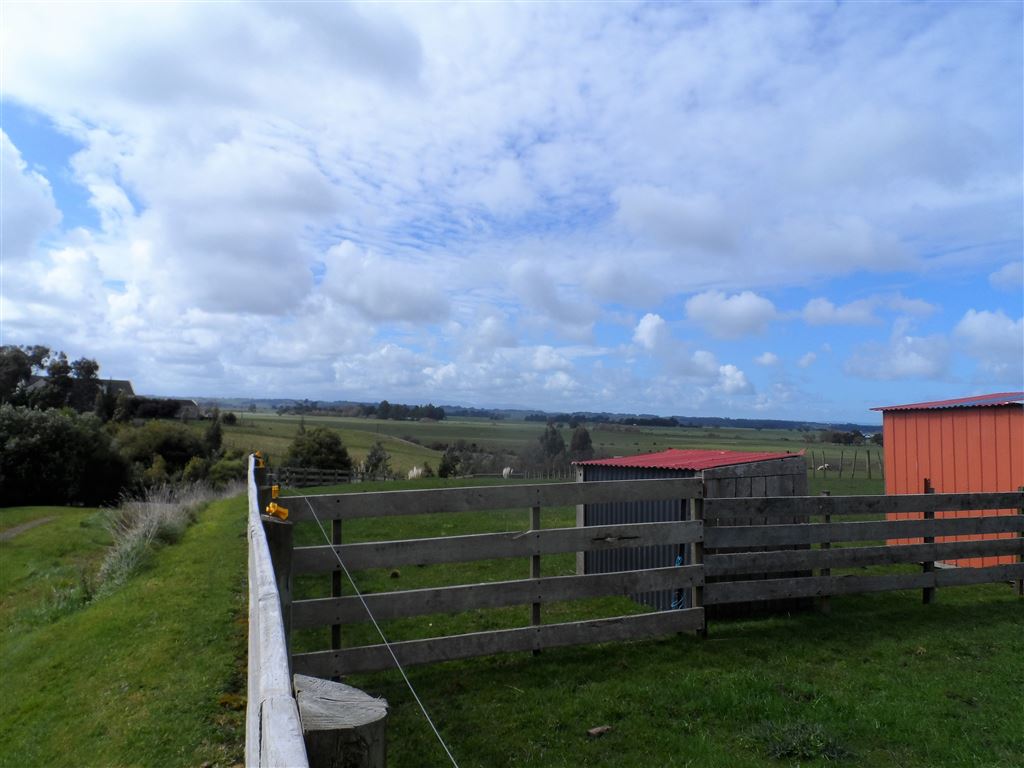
[{"x1": 0, "y1": 496, "x2": 248, "y2": 767}]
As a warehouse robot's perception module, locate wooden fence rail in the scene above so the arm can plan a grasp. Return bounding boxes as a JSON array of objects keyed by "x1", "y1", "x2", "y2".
[
  {"x1": 283, "y1": 481, "x2": 1022, "y2": 678},
  {"x1": 246, "y1": 456, "x2": 309, "y2": 768}
]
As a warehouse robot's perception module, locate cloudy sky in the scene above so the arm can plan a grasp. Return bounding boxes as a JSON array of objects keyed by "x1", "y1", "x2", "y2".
[{"x1": 2, "y1": 2, "x2": 1021, "y2": 423}]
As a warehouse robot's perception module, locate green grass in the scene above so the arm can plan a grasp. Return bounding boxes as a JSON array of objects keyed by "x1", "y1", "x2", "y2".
[
  {"x1": 0, "y1": 497, "x2": 248, "y2": 767},
  {"x1": 343, "y1": 585, "x2": 1022, "y2": 768}
]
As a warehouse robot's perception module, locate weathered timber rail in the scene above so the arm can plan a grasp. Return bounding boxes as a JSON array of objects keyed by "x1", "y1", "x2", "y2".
[
  {"x1": 246, "y1": 456, "x2": 308, "y2": 768},
  {"x1": 273, "y1": 476, "x2": 1022, "y2": 679},
  {"x1": 289, "y1": 478, "x2": 705, "y2": 678}
]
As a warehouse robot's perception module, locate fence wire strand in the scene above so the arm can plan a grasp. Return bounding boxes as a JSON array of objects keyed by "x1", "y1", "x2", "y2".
[{"x1": 301, "y1": 496, "x2": 461, "y2": 768}]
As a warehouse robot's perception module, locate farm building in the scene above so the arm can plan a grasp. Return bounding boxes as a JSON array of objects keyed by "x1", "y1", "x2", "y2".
[
  {"x1": 573, "y1": 448, "x2": 808, "y2": 616},
  {"x1": 872, "y1": 392, "x2": 1024, "y2": 567}
]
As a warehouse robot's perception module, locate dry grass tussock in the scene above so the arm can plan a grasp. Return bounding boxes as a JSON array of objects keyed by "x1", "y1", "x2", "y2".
[{"x1": 97, "y1": 480, "x2": 244, "y2": 594}]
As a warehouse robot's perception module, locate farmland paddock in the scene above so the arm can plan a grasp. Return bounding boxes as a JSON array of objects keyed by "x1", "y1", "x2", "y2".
[{"x1": 245, "y1": 456, "x2": 1024, "y2": 765}]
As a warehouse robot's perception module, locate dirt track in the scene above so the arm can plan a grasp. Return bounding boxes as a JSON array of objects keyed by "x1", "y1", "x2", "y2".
[{"x1": 0, "y1": 516, "x2": 56, "y2": 542}]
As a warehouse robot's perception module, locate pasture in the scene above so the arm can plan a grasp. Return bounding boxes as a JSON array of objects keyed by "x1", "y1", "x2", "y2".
[{"x1": 219, "y1": 412, "x2": 880, "y2": 482}]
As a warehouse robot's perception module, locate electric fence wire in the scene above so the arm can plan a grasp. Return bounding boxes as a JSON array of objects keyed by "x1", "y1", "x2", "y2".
[{"x1": 301, "y1": 496, "x2": 461, "y2": 768}]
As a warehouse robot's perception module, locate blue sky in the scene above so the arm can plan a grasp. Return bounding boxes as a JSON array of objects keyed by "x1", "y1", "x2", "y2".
[{"x1": 1, "y1": 1, "x2": 1021, "y2": 423}]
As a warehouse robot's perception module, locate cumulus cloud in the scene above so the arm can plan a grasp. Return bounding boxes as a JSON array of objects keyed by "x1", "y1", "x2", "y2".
[
  {"x1": 1, "y1": 132, "x2": 61, "y2": 260},
  {"x1": 716, "y1": 364, "x2": 753, "y2": 395},
  {"x1": 797, "y1": 352, "x2": 817, "y2": 368},
  {"x1": 844, "y1": 321, "x2": 950, "y2": 380},
  {"x1": 0, "y1": 2, "x2": 1018, "y2": 418},
  {"x1": 322, "y1": 241, "x2": 449, "y2": 323},
  {"x1": 989, "y1": 261, "x2": 1023, "y2": 293},
  {"x1": 685, "y1": 290, "x2": 777, "y2": 338},
  {"x1": 633, "y1": 313, "x2": 669, "y2": 351},
  {"x1": 755, "y1": 352, "x2": 779, "y2": 366},
  {"x1": 954, "y1": 309, "x2": 1024, "y2": 382}
]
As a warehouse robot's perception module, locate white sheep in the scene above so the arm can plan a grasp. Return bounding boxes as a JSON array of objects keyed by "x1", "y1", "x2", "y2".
[
  {"x1": 407, "y1": 466, "x2": 424, "y2": 480},
  {"x1": 502, "y1": 466, "x2": 513, "y2": 480},
  {"x1": 816, "y1": 463, "x2": 832, "y2": 471}
]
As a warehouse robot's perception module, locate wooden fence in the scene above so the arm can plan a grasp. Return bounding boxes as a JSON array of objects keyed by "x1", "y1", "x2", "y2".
[
  {"x1": 277, "y1": 481, "x2": 1023, "y2": 679},
  {"x1": 246, "y1": 456, "x2": 309, "y2": 768},
  {"x1": 273, "y1": 467, "x2": 352, "y2": 488}
]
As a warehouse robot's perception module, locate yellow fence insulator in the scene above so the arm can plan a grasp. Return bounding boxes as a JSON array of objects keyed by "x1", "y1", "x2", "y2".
[{"x1": 265, "y1": 502, "x2": 289, "y2": 521}]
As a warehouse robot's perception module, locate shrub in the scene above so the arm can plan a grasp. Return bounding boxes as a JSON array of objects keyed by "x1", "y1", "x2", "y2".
[
  {"x1": 114, "y1": 420, "x2": 207, "y2": 475},
  {"x1": 283, "y1": 427, "x2": 353, "y2": 470},
  {"x1": 0, "y1": 404, "x2": 131, "y2": 505},
  {"x1": 208, "y1": 456, "x2": 245, "y2": 488},
  {"x1": 361, "y1": 441, "x2": 392, "y2": 478}
]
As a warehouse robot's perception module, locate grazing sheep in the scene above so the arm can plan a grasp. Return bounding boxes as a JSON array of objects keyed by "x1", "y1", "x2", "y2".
[
  {"x1": 407, "y1": 466, "x2": 424, "y2": 480},
  {"x1": 502, "y1": 466, "x2": 513, "y2": 480},
  {"x1": 816, "y1": 463, "x2": 832, "y2": 471}
]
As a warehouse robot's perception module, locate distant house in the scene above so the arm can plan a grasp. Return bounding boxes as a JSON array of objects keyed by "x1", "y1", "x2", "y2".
[{"x1": 24, "y1": 375, "x2": 136, "y2": 411}]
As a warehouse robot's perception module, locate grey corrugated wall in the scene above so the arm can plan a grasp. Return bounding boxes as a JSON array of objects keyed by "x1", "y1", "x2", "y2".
[{"x1": 580, "y1": 464, "x2": 695, "y2": 610}]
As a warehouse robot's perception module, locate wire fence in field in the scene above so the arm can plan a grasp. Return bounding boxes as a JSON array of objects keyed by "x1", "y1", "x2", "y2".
[{"x1": 805, "y1": 447, "x2": 883, "y2": 480}]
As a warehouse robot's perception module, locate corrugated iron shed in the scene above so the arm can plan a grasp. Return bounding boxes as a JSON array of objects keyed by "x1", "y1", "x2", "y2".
[
  {"x1": 872, "y1": 392, "x2": 1023, "y2": 411},
  {"x1": 573, "y1": 448, "x2": 801, "y2": 471}
]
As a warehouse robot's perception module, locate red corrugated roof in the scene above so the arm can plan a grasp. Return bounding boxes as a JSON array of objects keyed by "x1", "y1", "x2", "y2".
[
  {"x1": 572, "y1": 448, "x2": 801, "y2": 471},
  {"x1": 871, "y1": 392, "x2": 1024, "y2": 411}
]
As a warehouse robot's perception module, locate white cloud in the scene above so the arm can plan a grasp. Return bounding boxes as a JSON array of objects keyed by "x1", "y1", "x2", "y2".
[
  {"x1": 797, "y1": 352, "x2": 817, "y2": 368},
  {"x1": 989, "y1": 261, "x2": 1023, "y2": 292},
  {"x1": 755, "y1": 352, "x2": 779, "y2": 366},
  {"x1": 322, "y1": 241, "x2": 449, "y2": 323},
  {"x1": 954, "y1": 309, "x2": 1024, "y2": 382},
  {"x1": 844, "y1": 321, "x2": 950, "y2": 380},
  {"x1": 716, "y1": 364, "x2": 753, "y2": 395},
  {"x1": 0, "y1": 132, "x2": 61, "y2": 261},
  {"x1": 803, "y1": 293, "x2": 937, "y2": 325},
  {"x1": 614, "y1": 186, "x2": 734, "y2": 253},
  {"x1": 685, "y1": 290, "x2": 777, "y2": 338},
  {"x1": 0, "y1": 2, "x2": 1019, "y2": 420},
  {"x1": 803, "y1": 297, "x2": 878, "y2": 326},
  {"x1": 633, "y1": 313, "x2": 669, "y2": 351}
]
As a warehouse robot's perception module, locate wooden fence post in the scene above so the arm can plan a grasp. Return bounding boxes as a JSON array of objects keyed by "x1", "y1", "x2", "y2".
[
  {"x1": 817, "y1": 490, "x2": 831, "y2": 615},
  {"x1": 531, "y1": 503, "x2": 541, "y2": 655},
  {"x1": 1017, "y1": 486, "x2": 1023, "y2": 598},
  {"x1": 295, "y1": 674, "x2": 388, "y2": 768},
  {"x1": 923, "y1": 478, "x2": 935, "y2": 604},
  {"x1": 691, "y1": 492, "x2": 706, "y2": 638},
  {"x1": 332, "y1": 519, "x2": 343, "y2": 659},
  {"x1": 263, "y1": 515, "x2": 295, "y2": 663}
]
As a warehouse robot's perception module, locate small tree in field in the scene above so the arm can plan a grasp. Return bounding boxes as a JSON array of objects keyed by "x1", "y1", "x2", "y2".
[
  {"x1": 362, "y1": 441, "x2": 392, "y2": 478},
  {"x1": 438, "y1": 446, "x2": 460, "y2": 478},
  {"x1": 284, "y1": 427, "x2": 353, "y2": 470}
]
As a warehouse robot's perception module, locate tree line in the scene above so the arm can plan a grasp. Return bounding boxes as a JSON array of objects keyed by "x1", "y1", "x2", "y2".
[{"x1": 0, "y1": 345, "x2": 245, "y2": 506}]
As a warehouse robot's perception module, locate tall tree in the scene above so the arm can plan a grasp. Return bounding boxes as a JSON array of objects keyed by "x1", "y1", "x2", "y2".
[
  {"x1": 538, "y1": 423, "x2": 566, "y2": 459},
  {"x1": 570, "y1": 426, "x2": 594, "y2": 460},
  {"x1": 0, "y1": 346, "x2": 32, "y2": 403}
]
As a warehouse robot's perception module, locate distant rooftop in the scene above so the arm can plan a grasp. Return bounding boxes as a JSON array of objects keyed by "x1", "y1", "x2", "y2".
[
  {"x1": 871, "y1": 392, "x2": 1024, "y2": 412},
  {"x1": 573, "y1": 448, "x2": 801, "y2": 471}
]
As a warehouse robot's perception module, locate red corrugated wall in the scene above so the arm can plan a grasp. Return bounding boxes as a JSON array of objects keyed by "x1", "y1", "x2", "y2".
[{"x1": 884, "y1": 404, "x2": 1024, "y2": 566}]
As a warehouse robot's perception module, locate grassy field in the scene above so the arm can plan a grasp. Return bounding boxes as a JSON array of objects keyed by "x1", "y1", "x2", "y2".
[
  {"x1": 222, "y1": 412, "x2": 883, "y2": 481},
  {"x1": 0, "y1": 500, "x2": 247, "y2": 767}
]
